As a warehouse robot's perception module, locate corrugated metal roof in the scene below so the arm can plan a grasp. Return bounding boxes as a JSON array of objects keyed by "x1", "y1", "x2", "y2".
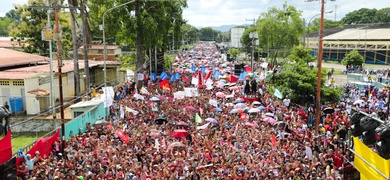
[
  {"x1": 0, "y1": 48, "x2": 48, "y2": 67},
  {"x1": 0, "y1": 40, "x2": 26, "y2": 48},
  {"x1": 324, "y1": 28, "x2": 390, "y2": 40},
  {"x1": 69, "y1": 98, "x2": 103, "y2": 108},
  {"x1": 79, "y1": 45, "x2": 119, "y2": 50}
]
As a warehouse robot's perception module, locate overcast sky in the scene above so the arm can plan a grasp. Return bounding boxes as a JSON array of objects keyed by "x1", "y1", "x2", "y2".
[{"x1": 1, "y1": 0, "x2": 389, "y2": 27}]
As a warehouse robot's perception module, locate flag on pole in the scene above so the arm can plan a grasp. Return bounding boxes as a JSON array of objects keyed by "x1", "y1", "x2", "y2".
[
  {"x1": 195, "y1": 113, "x2": 202, "y2": 124},
  {"x1": 151, "y1": 73, "x2": 156, "y2": 81},
  {"x1": 201, "y1": 65, "x2": 206, "y2": 75},
  {"x1": 170, "y1": 74, "x2": 175, "y2": 82},
  {"x1": 198, "y1": 70, "x2": 204, "y2": 89},
  {"x1": 182, "y1": 75, "x2": 189, "y2": 84},
  {"x1": 160, "y1": 71, "x2": 169, "y2": 80},
  {"x1": 191, "y1": 64, "x2": 196, "y2": 73},
  {"x1": 175, "y1": 72, "x2": 181, "y2": 80},
  {"x1": 274, "y1": 89, "x2": 283, "y2": 99}
]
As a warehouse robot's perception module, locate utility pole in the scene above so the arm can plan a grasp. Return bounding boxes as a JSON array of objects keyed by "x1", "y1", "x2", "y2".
[
  {"x1": 80, "y1": 2, "x2": 90, "y2": 98},
  {"x1": 68, "y1": 0, "x2": 80, "y2": 102},
  {"x1": 29, "y1": 1, "x2": 81, "y2": 157},
  {"x1": 246, "y1": 18, "x2": 256, "y2": 68}
]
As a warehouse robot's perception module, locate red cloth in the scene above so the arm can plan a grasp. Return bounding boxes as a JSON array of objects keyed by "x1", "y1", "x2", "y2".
[
  {"x1": 198, "y1": 70, "x2": 204, "y2": 88},
  {"x1": 205, "y1": 70, "x2": 213, "y2": 80},
  {"x1": 245, "y1": 67, "x2": 253, "y2": 72},
  {"x1": 116, "y1": 129, "x2": 129, "y2": 144},
  {"x1": 229, "y1": 75, "x2": 239, "y2": 83},
  {"x1": 181, "y1": 75, "x2": 189, "y2": 84},
  {"x1": 271, "y1": 134, "x2": 277, "y2": 148},
  {"x1": 159, "y1": 79, "x2": 170, "y2": 90},
  {"x1": 16, "y1": 129, "x2": 60, "y2": 166},
  {"x1": 0, "y1": 130, "x2": 12, "y2": 165},
  {"x1": 241, "y1": 97, "x2": 259, "y2": 103}
]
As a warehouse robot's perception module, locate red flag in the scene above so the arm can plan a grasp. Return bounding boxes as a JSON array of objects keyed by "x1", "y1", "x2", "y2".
[
  {"x1": 0, "y1": 130, "x2": 12, "y2": 165},
  {"x1": 205, "y1": 70, "x2": 213, "y2": 80},
  {"x1": 245, "y1": 66, "x2": 253, "y2": 72},
  {"x1": 181, "y1": 75, "x2": 189, "y2": 84},
  {"x1": 271, "y1": 134, "x2": 277, "y2": 148},
  {"x1": 229, "y1": 75, "x2": 239, "y2": 83},
  {"x1": 116, "y1": 129, "x2": 129, "y2": 144},
  {"x1": 159, "y1": 79, "x2": 170, "y2": 90},
  {"x1": 198, "y1": 70, "x2": 204, "y2": 89},
  {"x1": 240, "y1": 113, "x2": 247, "y2": 121}
]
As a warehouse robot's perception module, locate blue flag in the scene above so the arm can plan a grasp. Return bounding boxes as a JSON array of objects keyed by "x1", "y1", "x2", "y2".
[
  {"x1": 175, "y1": 72, "x2": 181, "y2": 80},
  {"x1": 239, "y1": 72, "x2": 244, "y2": 81},
  {"x1": 170, "y1": 73, "x2": 175, "y2": 82},
  {"x1": 214, "y1": 71, "x2": 220, "y2": 79},
  {"x1": 201, "y1": 65, "x2": 206, "y2": 75},
  {"x1": 151, "y1": 73, "x2": 156, "y2": 81},
  {"x1": 160, "y1": 71, "x2": 168, "y2": 80},
  {"x1": 191, "y1": 64, "x2": 196, "y2": 73}
]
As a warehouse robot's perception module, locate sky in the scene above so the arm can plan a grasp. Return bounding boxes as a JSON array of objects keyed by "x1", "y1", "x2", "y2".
[{"x1": 1, "y1": 0, "x2": 389, "y2": 27}]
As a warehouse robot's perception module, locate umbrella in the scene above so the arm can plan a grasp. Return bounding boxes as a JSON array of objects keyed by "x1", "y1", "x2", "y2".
[
  {"x1": 185, "y1": 105, "x2": 196, "y2": 111},
  {"x1": 94, "y1": 120, "x2": 110, "y2": 126},
  {"x1": 248, "y1": 108, "x2": 260, "y2": 113},
  {"x1": 230, "y1": 109, "x2": 239, "y2": 114},
  {"x1": 353, "y1": 99, "x2": 364, "y2": 105},
  {"x1": 169, "y1": 129, "x2": 189, "y2": 138},
  {"x1": 265, "y1": 112, "x2": 274, "y2": 117},
  {"x1": 177, "y1": 121, "x2": 189, "y2": 126},
  {"x1": 234, "y1": 103, "x2": 247, "y2": 109},
  {"x1": 323, "y1": 107, "x2": 335, "y2": 114},
  {"x1": 252, "y1": 101, "x2": 261, "y2": 105},
  {"x1": 170, "y1": 142, "x2": 185, "y2": 148},
  {"x1": 245, "y1": 122, "x2": 258, "y2": 128},
  {"x1": 155, "y1": 118, "x2": 168, "y2": 125},
  {"x1": 134, "y1": 94, "x2": 145, "y2": 100},
  {"x1": 216, "y1": 92, "x2": 226, "y2": 98},
  {"x1": 234, "y1": 98, "x2": 245, "y2": 103},
  {"x1": 375, "y1": 101, "x2": 385, "y2": 108},
  {"x1": 215, "y1": 108, "x2": 223, "y2": 112},
  {"x1": 266, "y1": 117, "x2": 277, "y2": 124},
  {"x1": 205, "y1": 118, "x2": 218, "y2": 124},
  {"x1": 229, "y1": 86, "x2": 241, "y2": 91},
  {"x1": 149, "y1": 97, "x2": 160, "y2": 101},
  {"x1": 257, "y1": 106, "x2": 266, "y2": 110}
]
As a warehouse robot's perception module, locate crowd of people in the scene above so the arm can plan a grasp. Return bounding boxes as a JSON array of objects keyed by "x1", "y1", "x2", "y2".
[{"x1": 16, "y1": 43, "x2": 361, "y2": 180}]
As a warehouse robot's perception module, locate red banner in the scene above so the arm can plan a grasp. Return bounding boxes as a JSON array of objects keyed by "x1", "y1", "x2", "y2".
[
  {"x1": 16, "y1": 129, "x2": 60, "y2": 166},
  {"x1": 116, "y1": 129, "x2": 129, "y2": 144},
  {"x1": 198, "y1": 70, "x2": 204, "y2": 89},
  {"x1": 0, "y1": 131, "x2": 12, "y2": 165},
  {"x1": 271, "y1": 134, "x2": 277, "y2": 148}
]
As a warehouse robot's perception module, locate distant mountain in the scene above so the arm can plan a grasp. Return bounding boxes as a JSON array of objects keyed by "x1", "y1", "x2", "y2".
[{"x1": 197, "y1": 24, "x2": 249, "y2": 32}]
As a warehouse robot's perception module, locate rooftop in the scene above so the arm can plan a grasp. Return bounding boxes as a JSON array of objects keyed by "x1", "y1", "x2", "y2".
[
  {"x1": 0, "y1": 48, "x2": 48, "y2": 68},
  {"x1": 324, "y1": 28, "x2": 390, "y2": 41},
  {"x1": 79, "y1": 45, "x2": 120, "y2": 50}
]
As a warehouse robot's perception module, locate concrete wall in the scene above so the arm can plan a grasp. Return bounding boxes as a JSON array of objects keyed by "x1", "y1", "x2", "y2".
[{"x1": 11, "y1": 119, "x2": 61, "y2": 133}]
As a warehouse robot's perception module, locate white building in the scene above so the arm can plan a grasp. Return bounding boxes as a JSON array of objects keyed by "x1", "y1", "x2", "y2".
[{"x1": 230, "y1": 28, "x2": 245, "y2": 48}]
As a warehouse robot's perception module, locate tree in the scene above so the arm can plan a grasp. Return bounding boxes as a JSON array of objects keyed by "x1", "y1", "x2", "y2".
[
  {"x1": 341, "y1": 49, "x2": 364, "y2": 66},
  {"x1": 5, "y1": 9, "x2": 21, "y2": 21},
  {"x1": 256, "y1": 3, "x2": 305, "y2": 62},
  {"x1": 341, "y1": 8, "x2": 377, "y2": 24},
  {"x1": 180, "y1": 23, "x2": 198, "y2": 46},
  {"x1": 199, "y1": 27, "x2": 219, "y2": 41},
  {"x1": 269, "y1": 45, "x2": 340, "y2": 104},
  {"x1": 375, "y1": 8, "x2": 390, "y2": 23},
  {"x1": 308, "y1": 18, "x2": 342, "y2": 34},
  {"x1": 240, "y1": 26, "x2": 256, "y2": 53},
  {"x1": 228, "y1": 48, "x2": 240, "y2": 59},
  {"x1": 9, "y1": 0, "x2": 72, "y2": 56},
  {"x1": 0, "y1": 17, "x2": 12, "y2": 36}
]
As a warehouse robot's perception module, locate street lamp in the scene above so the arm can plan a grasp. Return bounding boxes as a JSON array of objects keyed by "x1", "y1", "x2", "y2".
[
  {"x1": 101, "y1": 0, "x2": 136, "y2": 118},
  {"x1": 305, "y1": 10, "x2": 333, "y2": 49}
]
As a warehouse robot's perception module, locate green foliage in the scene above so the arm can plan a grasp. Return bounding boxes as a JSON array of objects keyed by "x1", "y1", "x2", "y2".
[
  {"x1": 9, "y1": 0, "x2": 71, "y2": 56},
  {"x1": 322, "y1": 87, "x2": 342, "y2": 103},
  {"x1": 269, "y1": 45, "x2": 341, "y2": 104},
  {"x1": 287, "y1": 45, "x2": 315, "y2": 64},
  {"x1": 199, "y1": 27, "x2": 220, "y2": 41},
  {"x1": 6, "y1": 9, "x2": 21, "y2": 21},
  {"x1": 308, "y1": 18, "x2": 342, "y2": 34},
  {"x1": 375, "y1": 8, "x2": 390, "y2": 23},
  {"x1": 240, "y1": 26, "x2": 256, "y2": 53},
  {"x1": 228, "y1": 48, "x2": 240, "y2": 58},
  {"x1": 181, "y1": 23, "x2": 198, "y2": 45},
  {"x1": 341, "y1": 8, "x2": 378, "y2": 24},
  {"x1": 341, "y1": 49, "x2": 364, "y2": 66},
  {"x1": 164, "y1": 54, "x2": 173, "y2": 70},
  {"x1": 0, "y1": 17, "x2": 12, "y2": 36},
  {"x1": 256, "y1": 3, "x2": 305, "y2": 60}
]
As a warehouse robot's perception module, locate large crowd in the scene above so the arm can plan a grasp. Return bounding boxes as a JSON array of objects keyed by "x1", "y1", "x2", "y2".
[{"x1": 17, "y1": 43, "x2": 383, "y2": 180}]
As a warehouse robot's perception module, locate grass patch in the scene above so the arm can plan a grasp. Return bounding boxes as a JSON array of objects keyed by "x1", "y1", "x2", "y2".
[{"x1": 11, "y1": 131, "x2": 49, "y2": 153}]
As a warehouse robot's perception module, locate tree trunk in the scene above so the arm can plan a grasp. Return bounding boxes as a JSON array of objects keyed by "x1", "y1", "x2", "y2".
[
  {"x1": 135, "y1": 0, "x2": 144, "y2": 89},
  {"x1": 68, "y1": 0, "x2": 80, "y2": 101}
]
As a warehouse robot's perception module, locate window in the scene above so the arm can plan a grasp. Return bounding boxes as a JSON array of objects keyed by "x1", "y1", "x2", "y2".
[
  {"x1": 12, "y1": 81, "x2": 24, "y2": 86},
  {"x1": 0, "y1": 81, "x2": 9, "y2": 86}
]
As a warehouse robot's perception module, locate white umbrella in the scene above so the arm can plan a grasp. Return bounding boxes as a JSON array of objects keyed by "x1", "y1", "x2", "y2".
[
  {"x1": 248, "y1": 108, "x2": 260, "y2": 113},
  {"x1": 252, "y1": 101, "x2": 261, "y2": 105},
  {"x1": 149, "y1": 97, "x2": 160, "y2": 101},
  {"x1": 353, "y1": 99, "x2": 364, "y2": 105},
  {"x1": 134, "y1": 94, "x2": 145, "y2": 100},
  {"x1": 265, "y1": 112, "x2": 274, "y2": 117},
  {"x1": 234, "y1": 103, "x2": 247, "y2": 109}
]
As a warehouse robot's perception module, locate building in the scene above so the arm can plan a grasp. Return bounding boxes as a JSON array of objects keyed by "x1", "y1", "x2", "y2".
[
  {"x1": 0, "y1": 37, "x2": 27, "y2": 50},
  {"x1": 231, "y1": 28, "x2": 245, "y2": 48},
  {"x1": 307, "y1": 25, "x2": 390, "y2": 64},
  {"x1": 0, "y1": 48, "x2": 124, "y2": 115},
  {"x1": 79, "y1": 45, "x2": 122, "y2": 61}
]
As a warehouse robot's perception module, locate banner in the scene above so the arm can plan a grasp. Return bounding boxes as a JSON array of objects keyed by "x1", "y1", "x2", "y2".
[
  {"x1": 102, "y1": 86, "x2": 115, "y2": 108},
  {"x1": 174, "y1": 91, "x2": 186, "y2": 99},
  {"x1": 0, "y1": 157, "x2": 16, "y2": 180},
  {"x1": 116, "y1": 129, "x2": 129, "y2": 144},
  {"x1": 353, "y1": 137, "x2": 390, "y2": 180},
  {"x1": 0, "y1": 131, "x2": 12, "y2": 165},
  {"x1": 184, "y1": 88, "x2": 199, "y2": 97},
  {"x1": 16, "y1": 129, "x2": 60, "y2": 166}
]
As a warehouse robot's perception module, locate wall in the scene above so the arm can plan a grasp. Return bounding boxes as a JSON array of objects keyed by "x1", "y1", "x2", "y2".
[{"x1": 63, "y1": 102, "x2": 105, "y2": 140}]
